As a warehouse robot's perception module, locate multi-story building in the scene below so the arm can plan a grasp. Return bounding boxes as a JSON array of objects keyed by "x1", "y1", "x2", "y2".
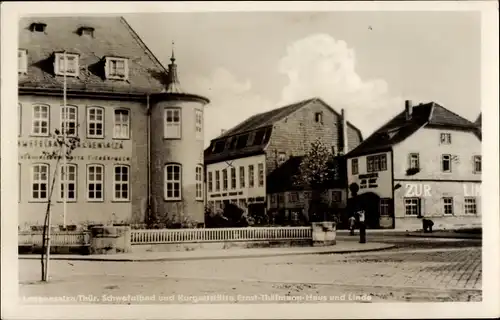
[
  {"x1": 346, "y1": 100, "x2": 482, "y2": 230},
  {"x1": 18, "y1": 17, "x2": 209, "y2": 229},
  {"x1": 204, "y1": 98, "x2": 363, "y2": 223}
]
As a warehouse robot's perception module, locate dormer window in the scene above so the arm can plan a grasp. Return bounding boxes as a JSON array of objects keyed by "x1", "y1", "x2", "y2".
[
  {"x1": 18, "y1": 49, "x2": 27, "y2": 74},
  {"x1": 54, "y1": 52, "x2": 79, "y2": 77},
  {"x1": 77, "y1": 26, "x2": 95, "y2": 37},
  {"x1": 30, "y1": 22, "x2": 47, "y2": 33},
  {"x1": 105, "y1": 57, "x2": 129, "y2": 80}
]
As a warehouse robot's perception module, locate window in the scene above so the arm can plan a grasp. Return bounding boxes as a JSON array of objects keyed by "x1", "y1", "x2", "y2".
[
  {"x1": 105, "y1": 57, "x2": 128, "y2": 80},
  {"x1": 351, "y1": 158, "x2": 358, "y2": 175},
  {"x1": 331, "y1": 191, "x2": 342, "y2": 203},
  {"x1": 208, "y1": 172, "x2": 213, "y2": 193},
  {"x1": 230, "y1": 167, "x2": 236, "y2": 190},
  {"x1": 32, "y1": 164, "x2": 49, "y2": 200},
  {"x1": 249, "y1": 165, "x2": 255, "y2": 188},
  {"x1": 440, "y1": 133, "x2": 452, "y2": 144},
  {"x1": 164, "y1": 164, "x2": 181, "y2": 200},
  {"x1": 215, "y1": 171, "x2": 220, "y2": 191},
  {"x1": 258, "y1": 163, "x2": 264, "y2": 187},
  {"x1": 236, "y1": 134, "x2": 249, "y2": 149},
  {"x1": 60, "y1": 164, "x2": 77, "y2": 201},
  {"x1": 442, "y1": 154, "x2": 452, "y2": 172},
  {"x1": 443, "y1": 197, "x2": 454, "y2": 215},
  {"x1": 289, "y1": 192, "x2": 299, "y2": 203},
  {"x1": 195, "y1": 109, "x2": 203, "y2": 140},
  {"x1": 18, "y1": 103, "x2": 22, "y2": 136},
  {"x1": 61, "y1": 105, "x2": 77, "y2": 136},
  {"x1": 222, "y1": 169, "x2": 228, "y2": 191},
  {"x1": 196, "y1": 166, "x2": 203, "y2": 200},
  {"x1": 404, "y1": 198, "x2": 421, "y2": 216},
  {"x1": 252, "y1": 129, "x2": 267, "y2": 146},
  {"x1": 315, "y1": 112, "x2": 323, "y2": 124},
  {"x1": 367, "y1": 154, "x2": 387, "y2": 173},
  {"x1": 473, "y1": 156, "x2": 481, "y2": 173},
  {"x1": 379, "y1": 198, "x2": 391, "y2": 216},
  {"x1": 87, "y1": 107, "x2": 104, "y2": 138},
  {"x1": 55, "y1": 53, "x2": 79, "y2": 77},
  {"x1": 32, "y1": 104, "x2": 50, "y2": 136},
  {"x1": 18, "y1": 49, "x2": 27, "y2": 74},
  {"x1": 87, "y1": 165, "x2": 104, "y2": 201},
  {"x1": 114, "y1": 165, "x2": 129, "y2": 201},
  {"x1": 464, "y1": 197, "x2": 477, "y2": 214},
  {"x1": 114, "y1": 109, "x2": 130, "y2": 139},
  {"x1": 278, "y1": 152, "x2": 286, "y2": 165},
  {"x1": 409, "y1": 153, "x2": 419, "y2": 169},
  {"x1": 239, "y1": 166, "x2": 245, "y2": 188},
  {"x1": 164, "y1": 108, "x2": 181, "y2": 139}
]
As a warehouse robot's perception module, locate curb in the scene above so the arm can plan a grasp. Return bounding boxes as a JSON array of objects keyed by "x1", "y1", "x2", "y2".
[
  {"x1": 18, "y1": 244, "x2": 395, "y2": 262},
  {"x1": 405, "y1": 233, "x2": 481, "y2": 240}
]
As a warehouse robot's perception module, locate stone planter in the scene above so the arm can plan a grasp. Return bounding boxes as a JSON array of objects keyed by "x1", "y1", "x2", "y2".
[
  {"x1": 89, "y1": 226, "x2": 131, "y2": 254},
  {"x1": 311, "y1": 221, "x2": 336, "y2": 246}
]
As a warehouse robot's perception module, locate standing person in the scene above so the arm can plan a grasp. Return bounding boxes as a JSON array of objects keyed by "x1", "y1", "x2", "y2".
[
  {"x1": 348, "y1": 215, "x2": 356, "y2": 236},
  {"x1": 358, "y1": 209, "x2": 366, "y2": 243}
]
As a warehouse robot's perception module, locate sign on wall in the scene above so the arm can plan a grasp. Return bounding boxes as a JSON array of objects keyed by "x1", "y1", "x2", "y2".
[{"x1": 18, "y1": 139, "x2": 124, "y2": 150}]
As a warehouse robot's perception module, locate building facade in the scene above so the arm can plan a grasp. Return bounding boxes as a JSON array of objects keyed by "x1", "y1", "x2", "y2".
[
  {"x1": 204, "y1": 98, "x2": 363, "y2": 224},
  {"x1": 18, "y1": 17, "x2": 209, "y2": 229},
  {"x1": 346, "y1": 100, "x2": 482, "y2": 230}
]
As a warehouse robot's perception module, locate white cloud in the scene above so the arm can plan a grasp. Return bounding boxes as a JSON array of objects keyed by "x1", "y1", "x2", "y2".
[
  {"x1": 277, "y1": 33, "x2": 404, "y2": 136},
  {"x1": 190, "y1": 34, "x2": 406, "y2": 146},
  {"x1": 185, "y1": 68, "x2": 275, "y2": 147}
]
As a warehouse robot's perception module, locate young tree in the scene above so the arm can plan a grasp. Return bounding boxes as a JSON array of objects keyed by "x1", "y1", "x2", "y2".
[
  {"x1": 40, "y1": 127, "x2": 80, "y2": 281},
  {"x1": 293, "y1": 138, "x2": 340, "y2": 222}
]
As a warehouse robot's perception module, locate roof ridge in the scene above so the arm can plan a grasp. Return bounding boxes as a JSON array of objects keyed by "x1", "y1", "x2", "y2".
[{"x1": 119, "y1": 17, "x2": 169, "y2": 77}]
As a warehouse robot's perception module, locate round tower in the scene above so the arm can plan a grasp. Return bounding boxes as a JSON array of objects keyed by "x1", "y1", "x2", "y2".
[{"x1": 150, "y1": 44, "x2": 209, "y2": 226}]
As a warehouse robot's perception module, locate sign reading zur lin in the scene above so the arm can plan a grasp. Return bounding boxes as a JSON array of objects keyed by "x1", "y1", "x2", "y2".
[{"x1": 18, "y1": 139, "x2": 124, "y2": 150}]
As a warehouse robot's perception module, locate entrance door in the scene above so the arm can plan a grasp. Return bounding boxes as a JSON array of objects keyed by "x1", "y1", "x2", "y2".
[{"x1": 379, "y1": 198, "x2": 394, "y2": 229}]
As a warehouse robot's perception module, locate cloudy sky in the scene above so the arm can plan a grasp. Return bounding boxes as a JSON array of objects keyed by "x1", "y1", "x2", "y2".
[{"x1": 125, "y1": 11, "x2": 481, "y2": 146}]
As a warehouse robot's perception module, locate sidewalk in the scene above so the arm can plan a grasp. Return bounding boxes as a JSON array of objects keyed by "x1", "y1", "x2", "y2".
[
  {"x1": 18, "y1": 241, "x2": 394, "y2": 262},
  {"x1": 336, "y1": 229, "x2": 481, "y2": 239}
]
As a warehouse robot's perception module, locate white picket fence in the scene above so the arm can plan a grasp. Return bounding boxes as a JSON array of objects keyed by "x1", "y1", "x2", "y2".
[
  {"x1": 18, "y1": 231, "x2": 90, "y2": 246},
  {"x1": 18, "y1": 227, "x2": 312, "y2": 246},
  {"x1": 131, "y1": 227, "x2": 312, "y2": 244}
]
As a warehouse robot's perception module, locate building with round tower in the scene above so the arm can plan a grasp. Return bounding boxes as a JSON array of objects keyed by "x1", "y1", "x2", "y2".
[
  {"x1": 149, "y1": 46, "x2": 210, "y2": 226},
  {"x1": 17, "y1": 17, "x2": 209, "y2": 229}
]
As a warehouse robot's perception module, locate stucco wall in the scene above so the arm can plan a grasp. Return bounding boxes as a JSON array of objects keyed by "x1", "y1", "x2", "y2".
[
  {"x1": 18, "y1": 94, "x2": 148, "y2": 227},
  {"x1": 150, "y1": 99, "x2": 206, "y2": 224}
]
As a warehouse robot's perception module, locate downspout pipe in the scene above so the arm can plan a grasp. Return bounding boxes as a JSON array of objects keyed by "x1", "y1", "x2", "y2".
[{"x1": 146, "y1": 94, "x2": 152, "y2": 222}]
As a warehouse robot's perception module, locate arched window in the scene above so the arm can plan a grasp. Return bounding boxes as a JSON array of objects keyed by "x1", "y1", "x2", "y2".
[
  {"x1": 87, "y1": 107, "x2": 104, "y2": 138},
  {"x1": 61, "y1": 105, "x2": 78, "y2": 136},
  {"x1": 114, "y1": 165, "x2": 130, "y2": 201},
  {"x1": 164, "y1": 164, "x2": 181, "y2": 200},
  {"x1": 196, "y1": 165, "x2": 203, "y2": 201},
  {"x1": 60, "y1": 164, "x2": 77, "y2": 201},
  {"x1": 87, "y1": 164, "x2": 104, "y2": 201},
  {"x1": 32, "y1": 104, "x2": 50, "y2": 136},
  {"x1": 31, "y1": 163, "x2": 49, "y2": 201}
]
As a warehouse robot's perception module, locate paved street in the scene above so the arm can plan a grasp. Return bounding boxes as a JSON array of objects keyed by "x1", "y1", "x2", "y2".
[{"x1": 19, "y1": 238, "x2": 482, "y2": 303}]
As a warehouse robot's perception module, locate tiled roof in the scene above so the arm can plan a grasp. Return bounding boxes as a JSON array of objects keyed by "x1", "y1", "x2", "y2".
[
  {"x1": 205, "y1": 97, "x2": 363, "y2": 165},
  {"x1": 18, "y1": 16, "x2": 168, "y2": 95},
  {"x1": 475, "y1": 113, "x2": 482, "y2": 127},
  {"x1": 219, "y1": 98, "x2": 316, "y2": 138},
  {"x1": 346, "y1": 102, "x2": 479, "y2": 157}
]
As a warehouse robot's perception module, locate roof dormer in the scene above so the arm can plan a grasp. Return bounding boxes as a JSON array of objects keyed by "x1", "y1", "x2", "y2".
[
  {"x1": 53, "y1": 52, "x2": 80, "y2": 77},
  {"x1": 77, "y1": 26, "x2": 95, "y2": 38},
  {"x1": 30, "y1": 22, "x2": 47, "y2": 33},
  {"x1": 104, "y1": 56, "x2": 129, "y2": 81}
]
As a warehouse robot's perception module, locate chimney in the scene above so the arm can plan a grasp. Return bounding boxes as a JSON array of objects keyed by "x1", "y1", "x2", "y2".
[
  {"x1": 341, "y1": 109, "x2": 348, "y2": 154},
  {"x1": 405, "y1": 100, "x2": 413, "y2": 120}
]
